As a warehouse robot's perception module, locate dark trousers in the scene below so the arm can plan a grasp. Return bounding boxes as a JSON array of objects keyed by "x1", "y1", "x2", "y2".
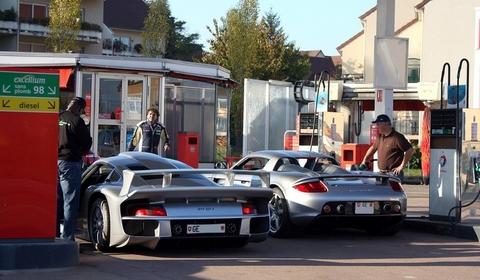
[{"x1": 57, "y1": 160, "x2": 82, "y2": 241}]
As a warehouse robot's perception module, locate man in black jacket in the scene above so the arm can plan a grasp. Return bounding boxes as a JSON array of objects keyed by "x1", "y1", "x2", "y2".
[{"x1": 57, "y1": 97, "x2": 92, "y2": 241}]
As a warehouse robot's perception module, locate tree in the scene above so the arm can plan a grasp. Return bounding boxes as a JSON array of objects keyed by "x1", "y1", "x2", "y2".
[
  {"x1": 165, "y1": 19, "x2": 204, "y2": 61},
  {"x1": 257, "y1": 11, "x2": 309, "y2": 82},
  {"x1": 46, "y1": 0, "x2": 81, "y2": 53},
  {"x1": 203, "y1": 1, "x2": 309, "y2": 154},
  {"x1": 202, "y1": 0, "x2": 261, "y2": 155},
  {"x1": 142, "y1": 0, "x2": 172, "y2": 57}
]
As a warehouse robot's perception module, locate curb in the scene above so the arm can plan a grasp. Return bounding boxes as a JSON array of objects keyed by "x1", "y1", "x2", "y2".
[
  {"x1": 0, "y1": 239, "x2": 79, "y2": 270},
  {"x1": 404, "y1": 217, "x2": 480, "y2": 241}
]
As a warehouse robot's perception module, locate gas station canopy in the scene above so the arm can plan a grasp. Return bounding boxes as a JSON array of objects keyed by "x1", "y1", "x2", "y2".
[{"x1": 0, "y1": 52, "x2": 236, "y2": 87}]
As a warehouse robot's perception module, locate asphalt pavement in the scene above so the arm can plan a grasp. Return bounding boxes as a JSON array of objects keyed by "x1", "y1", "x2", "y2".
[{"x1": 403, "y1": 184, "x2": 480, "y2": 241}]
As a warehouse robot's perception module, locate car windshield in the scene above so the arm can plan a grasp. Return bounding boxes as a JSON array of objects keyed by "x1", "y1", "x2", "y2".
[
  {"x1": 125, "y1": 163, "x2": 208, "y2": 186},
  {"x1": 138, "y1": 174, "x2": 213, "y2": 187},
  {"x1": 297, "y1": 157, "x2": 350, "y2": 175}
]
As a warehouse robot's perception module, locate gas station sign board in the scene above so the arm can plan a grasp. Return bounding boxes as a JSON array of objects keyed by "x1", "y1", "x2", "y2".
[
  {"x1": 0, "y1": 71, "x2": 59, "y2": 112},
  {"x1": 0, "y1": 70, "x2": 59, "y2": 239},
  {"x1": 0, "y1": 96, "x2": 58, "y2": 112},
  {"x1": 0, "y1": 71, "x2": 59, "y2": 97}
]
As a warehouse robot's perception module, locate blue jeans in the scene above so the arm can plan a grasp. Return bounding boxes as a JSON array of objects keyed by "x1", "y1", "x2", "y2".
[{"x1": 57, "y1": 160, "x2": 82, "y2": 241}]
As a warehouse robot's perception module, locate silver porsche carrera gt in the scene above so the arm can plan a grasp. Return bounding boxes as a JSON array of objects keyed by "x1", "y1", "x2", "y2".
[
  {"x1": 77, "y1": 152, "x2": 272, "y2": 251},
  {"x1": 230, "y1": 150, "x2": 407, "y2": 237}
]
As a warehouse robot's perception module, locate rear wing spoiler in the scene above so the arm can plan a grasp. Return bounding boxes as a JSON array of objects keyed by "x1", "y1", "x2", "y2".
[
  {"x1": 295, "y1": 172, "x2": 400, "y2": 184},
  {"x1": 120, "y1": 169, "x2": 270, "y2": 197}
]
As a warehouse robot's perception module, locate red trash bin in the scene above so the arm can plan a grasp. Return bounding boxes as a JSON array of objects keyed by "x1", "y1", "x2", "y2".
[{"x1": 177, "y1": 132, "x2": 199, "y2": 168}]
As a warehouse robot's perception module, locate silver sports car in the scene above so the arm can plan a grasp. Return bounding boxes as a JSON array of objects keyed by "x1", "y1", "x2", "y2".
[
  {"x1": 77, "y1": 152, "x2": 272, "y2": 251},
  {"x1": 231, "y1": 150, "x2": 407, "y2": 237}
]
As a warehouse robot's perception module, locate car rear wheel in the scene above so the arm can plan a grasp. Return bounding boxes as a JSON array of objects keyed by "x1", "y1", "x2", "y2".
[
  {"x1": 269, "y1": 188, "x2": 294, "y2": 237},
  {"x1": 89, "y1": 198, "x2": 111, "y2": 252}
]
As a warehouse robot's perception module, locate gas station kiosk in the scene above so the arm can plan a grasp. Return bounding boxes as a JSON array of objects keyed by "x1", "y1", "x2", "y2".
[{"x1": 429, "y1": 108, "x2": 480, "y2": 223}]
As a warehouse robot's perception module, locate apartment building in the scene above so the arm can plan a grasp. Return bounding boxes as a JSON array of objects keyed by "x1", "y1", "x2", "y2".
[
  {"x1": 336, "y1": 0, "x2": 480, "y2": 144},
  {"x1": 0, "y1": 1, "x2": 234, "y2": 164},
  {"x1": 102, "y1": 0, "x2": 146, "y2": 57},
  {"x1": 0, "y1": 0, "x2": 103, "y2": 53}
]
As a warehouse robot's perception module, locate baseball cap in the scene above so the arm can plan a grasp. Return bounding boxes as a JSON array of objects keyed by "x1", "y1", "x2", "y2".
[{"x1": 372, "y1": 114, "x2": 391, "y2": 124}]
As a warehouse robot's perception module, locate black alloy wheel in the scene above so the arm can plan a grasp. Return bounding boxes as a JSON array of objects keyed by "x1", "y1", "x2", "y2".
[{"x1": 89, "y1": 198, "x2": 111, "y2": 252}]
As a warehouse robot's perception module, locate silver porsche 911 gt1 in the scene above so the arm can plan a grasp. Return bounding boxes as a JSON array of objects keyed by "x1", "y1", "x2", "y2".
[
  {"x1": 230, "y1": 150, "x2": 407, "y2": 237},
  {"x1": 77, "y1": 152, "x2": 272, "y2": 251}
]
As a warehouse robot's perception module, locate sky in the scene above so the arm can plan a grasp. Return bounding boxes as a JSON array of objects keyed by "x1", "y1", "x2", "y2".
[{"x1": 169, "y1": 0, "x2": 377, "y2": 56}]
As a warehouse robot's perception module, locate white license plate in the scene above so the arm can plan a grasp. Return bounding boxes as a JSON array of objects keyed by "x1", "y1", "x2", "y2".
[
  {"x1": 355, "y1": 202, "x2": 374, "y2": 214},
  {"x1": 187, "y1": 224, "x2": 225, "y2": 234}
]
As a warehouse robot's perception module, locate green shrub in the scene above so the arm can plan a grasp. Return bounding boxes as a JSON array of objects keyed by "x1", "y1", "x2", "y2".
[
  {"x1": 408, "y1": 144, "x2": 421, "y2": 169},
  {"x1": 80, "y1": 22, "x2": 102, "y2": 32},
  {"x1": 0, "y1": 7, "x2": 17, "y2": 21}
]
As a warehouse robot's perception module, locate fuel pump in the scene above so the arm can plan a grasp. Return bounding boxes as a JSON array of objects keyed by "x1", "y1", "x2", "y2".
[
  {"x1": 430, "y1": 59, "x2": 480, "y2": 223},
  {"x1": 294, "y1": 71, "x2": 330, "y2": 152}
]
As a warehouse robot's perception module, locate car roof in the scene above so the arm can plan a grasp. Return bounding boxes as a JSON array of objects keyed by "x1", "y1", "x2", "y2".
[{"x1": 94, "y1": 152, "x2": 190, "y2": 171}]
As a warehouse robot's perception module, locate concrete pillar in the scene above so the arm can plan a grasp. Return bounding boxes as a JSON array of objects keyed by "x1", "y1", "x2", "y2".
[{"x1": 374, "y1": 0, "x2": 396, "y2": 119}]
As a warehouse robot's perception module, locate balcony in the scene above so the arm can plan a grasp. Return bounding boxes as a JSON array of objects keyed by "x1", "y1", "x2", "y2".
[
  {"x1": 0, "y1": 19, "x2": 102, "y2": 43},
  {"x1": 102, "y1": 38, "x2": 142, "y2": 57}
]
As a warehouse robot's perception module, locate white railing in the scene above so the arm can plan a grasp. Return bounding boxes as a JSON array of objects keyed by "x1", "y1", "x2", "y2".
[
  {"x1": 0, "y1": 21, "x2": 17, "y2": 34},
  {"x1": 0, "y1": 20, "x2": 101, "y2": 43}
]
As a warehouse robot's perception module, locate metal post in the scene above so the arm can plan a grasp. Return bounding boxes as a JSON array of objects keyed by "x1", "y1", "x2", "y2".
[{"x1": 374, "y1": 0, "x2": 395, "y2": 119}]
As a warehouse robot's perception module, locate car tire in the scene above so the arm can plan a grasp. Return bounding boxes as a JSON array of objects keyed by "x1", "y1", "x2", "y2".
[
  {"x1": 89, "y1": 198, "x2": 111, "y2": 252},
  {"x1": 269, "y1": 187, "x2": 295, "y2": 238}
]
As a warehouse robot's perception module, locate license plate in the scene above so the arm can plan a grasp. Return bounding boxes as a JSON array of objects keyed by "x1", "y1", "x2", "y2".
[
  {"x1": 355, "y1": 202, "x2": 374, "y2": 214},
  {"x1": 187, "y1": 224, "x2": 225, "y2": 234}
]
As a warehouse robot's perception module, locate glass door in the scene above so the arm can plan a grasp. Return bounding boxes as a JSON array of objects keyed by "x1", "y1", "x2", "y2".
[
  {"x1": 93, "y1": 75, "x2": 146, "y2": 158},
  {"x1": 94, "y1": 75, "x2": 123, "y2": 157},
  {"x1": 125, "y1": 77, "x2": 146, "y2": 151}
]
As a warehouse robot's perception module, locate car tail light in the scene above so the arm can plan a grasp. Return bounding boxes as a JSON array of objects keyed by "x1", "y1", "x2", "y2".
[
  {"x1": 294, "y1": 181, "x2": 329, "y2": 193},
  {"x1": 134, "y1": 206, "x2": 167, "y2": 216},
  {"x1": 389, "y1": 180, "x2": 404, "y2": 192},
  {"x1": 242, "y1": 203, "x2": 257, "y2": 215}
]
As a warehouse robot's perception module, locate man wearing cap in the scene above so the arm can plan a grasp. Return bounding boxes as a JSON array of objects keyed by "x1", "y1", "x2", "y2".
[
  {"x1": 57, "y1": 97, "x2": 92, "y2": 241},
  {"x1": 360, "y1": 114, "x2": 414, "y2": 182}
]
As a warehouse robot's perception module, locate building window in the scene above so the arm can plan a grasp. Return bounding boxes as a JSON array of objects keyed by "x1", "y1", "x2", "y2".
[
  {"x1": 216, "y1": 99, "x2": 228, "y2": 136},
  {"x1": 19, "y1": 3, "x2": 47, "y2": 20},
  {"x1": 408, "y1": 58, "x2": 420, "y2": 83},
  {"x1": 80, "y1": 8, "x2": 85, "y2": 22},
  {"x1": 393, "y1": 111, "x2": 419, "y2": 136},
  {"x1": 33, "y1": 5, "x2": 46, "y2": 19},
  {"x1": 113, "y1": 36, "x2": 132, "y2": 53},
  {"x1": 19, "y1": 43, "x2": 31, "y2": 52},
  {"x1": 19, "y1": 42, "x2": 46, "y2": 52}
]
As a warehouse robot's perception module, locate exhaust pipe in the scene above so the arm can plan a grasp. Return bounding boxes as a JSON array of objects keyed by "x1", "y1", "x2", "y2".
[
  {"x1": 383, "y1": 203, "x2": 392, "y2": 213},
  {"x1": 336, "y1": 204, "x2": 345, "y2": 214}
]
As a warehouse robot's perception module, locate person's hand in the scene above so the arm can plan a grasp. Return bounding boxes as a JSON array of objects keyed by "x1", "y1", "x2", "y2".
[
  {"x1": 358, "y1": 163, "x2": 367, "y2": 170},
  {"x1": 164, "y1": 143, "x2": 170, "y2": 152},
  {"x1": 392, "y1": 165, "x2": 403, "y2": 175}
]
